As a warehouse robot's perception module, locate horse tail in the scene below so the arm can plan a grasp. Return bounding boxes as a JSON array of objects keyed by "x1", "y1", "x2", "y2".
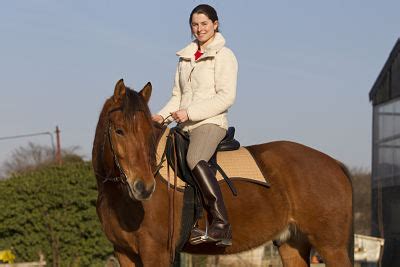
[{"x1": 336, "y1": 160, "x2": 354, "y2": 265}]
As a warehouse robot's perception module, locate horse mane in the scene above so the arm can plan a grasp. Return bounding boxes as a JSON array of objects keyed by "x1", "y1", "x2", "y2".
[{"x1": 92, "y1": 86, "x2": 157, "y2": 176}]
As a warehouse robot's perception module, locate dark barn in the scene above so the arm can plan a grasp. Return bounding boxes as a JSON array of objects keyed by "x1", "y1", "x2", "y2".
[{"x1": 369, "y1": 38, "x2": 400, "y2": 266}]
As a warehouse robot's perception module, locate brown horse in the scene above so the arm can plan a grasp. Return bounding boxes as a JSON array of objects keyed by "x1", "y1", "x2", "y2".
[{"x1": 93, "y1": 79, "x2": 353, "y2": 267}]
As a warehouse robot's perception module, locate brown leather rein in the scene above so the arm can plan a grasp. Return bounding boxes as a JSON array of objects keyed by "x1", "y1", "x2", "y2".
[{"x1": 156, "y1": 115, "x2": 180, "y2": 264}]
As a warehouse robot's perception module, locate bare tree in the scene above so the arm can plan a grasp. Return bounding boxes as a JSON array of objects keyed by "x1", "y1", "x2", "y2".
[
  {"x1": 351, "y1": 168, "x2": 371, "y2": 235},
  {"x1": 1, "y1": 142, "x2": 83, "y2": 179}
]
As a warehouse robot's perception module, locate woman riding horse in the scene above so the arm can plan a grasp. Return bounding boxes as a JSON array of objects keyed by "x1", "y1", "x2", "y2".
[
  {"x1": 93, "y1": 5, "x2": 353, "y2": 267},
  {"x1": 152, "y1": 4, "x2": 237, "y2": 247}
]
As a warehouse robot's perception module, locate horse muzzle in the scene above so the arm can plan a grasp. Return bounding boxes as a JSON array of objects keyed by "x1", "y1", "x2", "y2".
[{"x1": 127, "y1": 179, "x2": 155, "y2": 201}]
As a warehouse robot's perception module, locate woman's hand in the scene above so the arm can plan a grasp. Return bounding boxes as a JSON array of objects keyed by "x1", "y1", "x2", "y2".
[
  {"x1": 171, "y1": 110, "x2": 189, "y2": 123},
  {"x1": 152, "y1": 114, "x2": 164, "y2": 124}
]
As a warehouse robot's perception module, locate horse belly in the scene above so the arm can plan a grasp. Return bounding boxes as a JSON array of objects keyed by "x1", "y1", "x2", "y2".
[{"x1": 183, "y1": 180, "x2": 288, "y2": 255}]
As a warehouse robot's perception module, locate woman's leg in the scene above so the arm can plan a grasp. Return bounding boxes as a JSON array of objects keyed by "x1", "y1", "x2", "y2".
[
  {"x1": 186, "y1": 124, "x2": 232, "y2": 246},
  {"x1": 186, "y1": 124, "x2": 226, "y2": 170}
]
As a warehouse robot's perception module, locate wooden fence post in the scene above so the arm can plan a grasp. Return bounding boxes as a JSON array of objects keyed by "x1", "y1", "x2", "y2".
[{"x1": 55, "y1": 126, "x2": 62, "y2": 166}]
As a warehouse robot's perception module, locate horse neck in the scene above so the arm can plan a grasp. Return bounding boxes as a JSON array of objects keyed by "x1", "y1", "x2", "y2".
[{"x1": 139, "y1": 174, "x2": 182, "y2": 244}]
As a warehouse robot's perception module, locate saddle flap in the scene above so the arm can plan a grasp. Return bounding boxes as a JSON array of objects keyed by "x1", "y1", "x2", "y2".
[{"x1": 165, "y1": 127, "x2": 196, "y2": 186}]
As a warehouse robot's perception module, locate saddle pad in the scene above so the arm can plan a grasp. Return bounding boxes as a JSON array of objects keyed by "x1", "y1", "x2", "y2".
[{"x1": 156, "y1": 128, "x2": 266, "y2": 189}]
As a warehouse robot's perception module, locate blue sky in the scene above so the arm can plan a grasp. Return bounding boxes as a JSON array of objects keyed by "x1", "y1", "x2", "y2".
[{"x1": 0, "y1": 0, "x2": 399, "y2": 171}]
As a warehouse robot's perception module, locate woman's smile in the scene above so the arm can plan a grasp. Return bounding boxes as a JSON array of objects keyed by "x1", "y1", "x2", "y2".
[{"x1": 191, "y1": 13, "x2": 218, "y2": 48}]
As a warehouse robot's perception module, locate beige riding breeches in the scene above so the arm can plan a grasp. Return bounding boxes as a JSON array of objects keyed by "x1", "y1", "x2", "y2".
[{"x1": 186, "y1": 124, "x2": 227, "y2": 170}]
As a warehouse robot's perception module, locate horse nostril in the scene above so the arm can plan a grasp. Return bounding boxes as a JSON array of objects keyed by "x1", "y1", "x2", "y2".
[
  {"x1": 130, "y1": 179, "x2": 155, "y2": 200},
  {"x1": 134, "y1": 180, "x2": 145, "y2": 192}
]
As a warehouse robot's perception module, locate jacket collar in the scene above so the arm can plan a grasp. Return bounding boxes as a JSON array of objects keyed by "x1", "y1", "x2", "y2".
[{"x1": 176, "y1": 32, "x2": 226, "y2": 60}]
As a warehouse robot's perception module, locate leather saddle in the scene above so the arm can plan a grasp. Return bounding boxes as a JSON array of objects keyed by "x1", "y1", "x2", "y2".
[{"x1": 165, "y1": 126, "x2": 240, "y2": 194}]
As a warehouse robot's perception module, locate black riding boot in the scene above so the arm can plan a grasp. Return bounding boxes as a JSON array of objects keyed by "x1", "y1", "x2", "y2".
[{"x1": 190, "y1": 160, "x2": 232, "y2": 246}]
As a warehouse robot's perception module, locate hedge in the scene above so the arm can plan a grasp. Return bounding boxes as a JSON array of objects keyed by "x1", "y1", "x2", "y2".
[{"x1": 0, "y1": 161, "x2": 113, "y2": 266}]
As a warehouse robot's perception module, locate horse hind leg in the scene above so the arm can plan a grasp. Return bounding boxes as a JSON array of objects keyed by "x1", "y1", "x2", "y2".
[
  {"x1": 308, "y1": 230, "x2": 353, "y2": 266},
  {"x1": 315, "y1": 247, "x2": 352, "y2": 267},
  {"x1": 308, "y1": 214, "x2": 353, "y2": 266},
  {"x1": 275, "y1": 227, "x2": 311, "y2": 267}
]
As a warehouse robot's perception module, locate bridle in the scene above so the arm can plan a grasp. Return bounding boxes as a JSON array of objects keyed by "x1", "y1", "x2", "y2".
[
  {"x1": 96, "y1": 107, "x2": 165, "y2": 184},
  {"x1": 95, "y1": 107, "x2": 129, "y2": 184}
]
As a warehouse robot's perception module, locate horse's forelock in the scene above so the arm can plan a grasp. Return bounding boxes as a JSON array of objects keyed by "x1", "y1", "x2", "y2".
[
  {"x1": 122, "y1": 88, "x2": 151, "y2": 118},
  {"x1": 122, "y1": 88, "x2": 157, "y2": 168}
]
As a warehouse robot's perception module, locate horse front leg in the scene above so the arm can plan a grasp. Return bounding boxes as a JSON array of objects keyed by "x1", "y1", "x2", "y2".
[
  {"x1": 139, "y1": 238, "x2": 171, "y2": 267},
  {"x1": 114, "y1": 246, "x2": 143, "y2": 267}
]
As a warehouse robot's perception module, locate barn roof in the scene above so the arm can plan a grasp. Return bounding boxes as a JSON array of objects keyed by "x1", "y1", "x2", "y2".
[{"x1": 369, "y1": 38, "x2": 400, "y2": 106}]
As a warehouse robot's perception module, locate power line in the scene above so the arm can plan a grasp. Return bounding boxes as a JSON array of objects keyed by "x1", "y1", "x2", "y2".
[
  {"x1": 0, "y1": 131, "x2": 56, "y2": 157},
  {"x1": 0, "y1": 132, "x2": 52, "y2": 141},
  {"x1": 0, "y1": 127, "x2": 62, "y2": 165}
]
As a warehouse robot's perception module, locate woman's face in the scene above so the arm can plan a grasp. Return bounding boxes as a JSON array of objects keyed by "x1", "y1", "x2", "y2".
[{"x1": 191, "y1": 13, "x2": 218, "y2": 45}]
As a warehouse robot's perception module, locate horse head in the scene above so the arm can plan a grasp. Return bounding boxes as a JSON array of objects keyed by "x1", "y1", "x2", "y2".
[{"x1": 94, "y1": 79, "x2": 156, "y2": 201}]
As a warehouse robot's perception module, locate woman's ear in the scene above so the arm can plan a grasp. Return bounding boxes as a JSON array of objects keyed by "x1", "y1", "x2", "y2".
[{"x1": 213, "y1": 20, "x2": 219, "y2": 31}]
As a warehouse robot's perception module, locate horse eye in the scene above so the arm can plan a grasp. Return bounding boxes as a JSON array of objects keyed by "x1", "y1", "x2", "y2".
[{"x1": 115, "y1": 128, "x2": 124, "y2": 136}]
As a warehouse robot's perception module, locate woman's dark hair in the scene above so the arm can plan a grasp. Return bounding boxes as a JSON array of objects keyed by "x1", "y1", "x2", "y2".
[{"x1": 189, "y1": 4, "x2": 219, "y2": 32}]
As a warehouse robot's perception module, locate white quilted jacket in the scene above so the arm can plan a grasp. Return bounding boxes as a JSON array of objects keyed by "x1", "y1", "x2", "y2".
[{"x1": 158, "y1": 33, "x2": 238, "y2": 131}]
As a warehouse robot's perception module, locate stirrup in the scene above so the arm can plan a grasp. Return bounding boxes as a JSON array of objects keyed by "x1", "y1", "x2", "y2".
[
  {"x1": 189, "y1": 220, "x2": 209, "y2": 245},
  {"x1": 189, "y1": 221, "x2": 232, "y2": 247}
]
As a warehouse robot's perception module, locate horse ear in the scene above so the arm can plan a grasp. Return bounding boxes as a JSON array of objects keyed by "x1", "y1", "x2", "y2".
[
  {"x1": 139, "y1": 82, "x2": 152, "y2": 103},
  {"x1": 113, "y1": 79, "x2": 126, "y2": 103}
]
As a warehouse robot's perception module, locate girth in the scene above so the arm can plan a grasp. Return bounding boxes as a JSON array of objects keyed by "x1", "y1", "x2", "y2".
[{"x1": 165, "y1": 126, "x2": 239, "y2": 196}]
